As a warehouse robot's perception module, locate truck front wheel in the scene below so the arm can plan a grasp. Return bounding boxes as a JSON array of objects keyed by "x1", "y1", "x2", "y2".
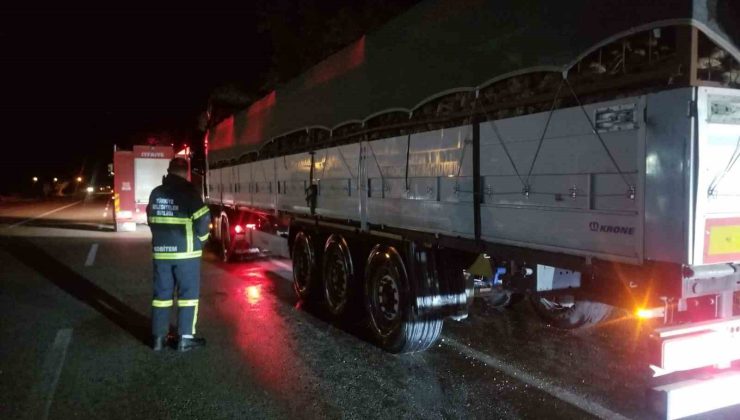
[{"x1": 364, "y1": 245, "x2": 442, "y2": 353}]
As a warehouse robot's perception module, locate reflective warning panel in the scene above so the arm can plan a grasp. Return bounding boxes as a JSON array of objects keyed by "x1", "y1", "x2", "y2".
[{"x1": 704, "y1": 217, "x2": 740, "y2": 263}]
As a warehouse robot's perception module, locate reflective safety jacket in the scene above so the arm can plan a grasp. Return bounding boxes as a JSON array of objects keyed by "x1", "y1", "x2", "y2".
[{"x1": 146, "y1": 174, "x2": 211, "y2": 260}]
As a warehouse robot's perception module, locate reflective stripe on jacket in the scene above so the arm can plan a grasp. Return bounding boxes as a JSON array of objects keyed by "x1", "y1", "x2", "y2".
[{"x1": 146, "y1": 174, "x2": 211, "y2": 260}]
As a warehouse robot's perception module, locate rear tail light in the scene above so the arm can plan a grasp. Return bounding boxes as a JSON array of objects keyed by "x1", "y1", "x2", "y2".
[
  {"x1": 234, "y1": 225, "x2": 244, "y2": 233},
  {"x1": 246, "y1": 223, "x2": 256, "y2": 230},
  {"x1": 636, "y1": 307, "x2": 665, "y2": 320},
  {"x1": 117, "y1": 210, "x2": 133, "y2": 219}
]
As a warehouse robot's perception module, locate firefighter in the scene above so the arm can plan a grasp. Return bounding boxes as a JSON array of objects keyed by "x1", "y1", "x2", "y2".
[{"x1": 146, "y1": 157, "x2": 211, "y2": 351}]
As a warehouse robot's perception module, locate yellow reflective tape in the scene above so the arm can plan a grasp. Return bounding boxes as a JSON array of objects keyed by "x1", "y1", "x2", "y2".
[
  {"x1": 153, "y1": 251, "x2": 202, "y2": 260},
  {"x1": 152, "y1": 299, "x2": 173, "y2": 308},
  {"x1": 186, "y1": 222, "x2": 193, "y2": 253},
  {"x1": 177, "y1": 300, "x2": 199, "y2": 334},
  {"x1": 149, "y1": 216, "x2": 190, "y2": 224},
  {"x1": 193, "y1": 301, "x2": 199, "y2": 335},
  {"x1": 198, "y1": 233, "x2": 210, "y2": 241},
  {"x1": 708, "y1": 225, "x2": 740, "y2": 255},
  {"x1": 192, "y1": 206, "x2": 210, "y2": 220}
]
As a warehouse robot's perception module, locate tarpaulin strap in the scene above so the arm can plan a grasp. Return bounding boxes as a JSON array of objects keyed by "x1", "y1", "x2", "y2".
[
  {"x1": 524, "y1": 78, "x2": 565, "y2": 189},
  {"x1": 336, "y1": 146, "x2": 355, "y2": 179},
  {"x1": 198, "y1": 233, "x2": 210, "y2": 242},
  {"x1": 366, "y1": 139, "x2": 387, "y2": 196},
  {"x1": 487, "y1": 120, "x2": 525, "y2": 188},
  {"x1": 564, "y1": 77, "x2": 632, "y2": 190},
  {"x1": 321, "y1": 148, "x2": 329, "y2": 179},
  {"x1": 707, "y1": 136, "x2": 740, "y2": 197},
  {"x1": 453, "y1": 130, "x2": 472, "y2": 193}
]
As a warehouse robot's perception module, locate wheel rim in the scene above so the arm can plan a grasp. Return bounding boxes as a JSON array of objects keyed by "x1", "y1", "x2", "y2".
[
  {"x1": 292, "y1": 235, "x2": 312, "y2": 295},
  {"x1": 368, "y1": 262, "x2": 402, "y2": 337},
  {"x1": 325, "y1": 249, "x2": 349, "y2": 313},
  {"x1": 221, "y1": 224, "x2": 231, "y2": 262}
]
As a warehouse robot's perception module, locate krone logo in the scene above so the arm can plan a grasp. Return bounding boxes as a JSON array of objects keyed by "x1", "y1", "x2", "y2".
[{"x1": 589, "y1": 221, "x2": 635, "y2": 235}]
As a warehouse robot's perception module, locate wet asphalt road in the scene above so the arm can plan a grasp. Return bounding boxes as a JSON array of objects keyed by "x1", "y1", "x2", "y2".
[{"x1": 1, "y1": 196, "x2": 739, "y2": 419}]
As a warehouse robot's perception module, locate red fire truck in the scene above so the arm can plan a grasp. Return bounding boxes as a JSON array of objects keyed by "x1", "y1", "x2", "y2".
[{"x1": 113, "y1": 145, "x2": 189, "y2": 231}]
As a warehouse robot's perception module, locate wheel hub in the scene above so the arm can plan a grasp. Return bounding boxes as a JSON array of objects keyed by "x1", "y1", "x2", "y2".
[
  {"x1": 377, "y1": 274, "x2": 399, "y2": 320},
  {"x1": 293, "y1": 240, "x2": 311, "y2": 292},
  {"x1": 327, "y1": 259, "x2": 347, "y2": 306}
]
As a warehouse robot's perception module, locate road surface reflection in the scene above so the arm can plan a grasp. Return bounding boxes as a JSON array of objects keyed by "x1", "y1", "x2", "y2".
[{"x1": 217, "y1": 262, "x2": 315, "y2": 397}]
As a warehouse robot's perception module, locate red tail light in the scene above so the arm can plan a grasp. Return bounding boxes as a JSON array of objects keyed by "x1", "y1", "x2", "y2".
[
  {"x1": 234, "y1": 225, "x2": 244, "y2": 233},
  {"x1": 246, "y1": 223, "x2": 256, "y2": 230}
]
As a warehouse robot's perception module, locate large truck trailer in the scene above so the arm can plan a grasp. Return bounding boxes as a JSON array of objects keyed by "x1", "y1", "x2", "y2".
[{"x1": 204, "y1": 1, "x2": 740, "y2": 417}]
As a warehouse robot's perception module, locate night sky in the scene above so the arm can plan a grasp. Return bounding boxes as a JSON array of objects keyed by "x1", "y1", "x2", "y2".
[{"x1": 0, "y1": 1, "x2": 418, "y2": 194}]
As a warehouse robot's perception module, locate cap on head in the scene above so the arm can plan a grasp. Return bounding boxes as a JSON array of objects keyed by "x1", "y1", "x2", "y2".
[{"x1": 167, "y1": 157, "x2": 189, "y2": 176}]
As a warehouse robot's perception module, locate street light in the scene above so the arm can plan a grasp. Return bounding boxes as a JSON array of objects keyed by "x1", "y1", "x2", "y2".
[
  {"x1": 32, "y1": 176, "x2": 38, "y2": 182},
  {"x1": 76, "y1": 176, "x2": 83, "y2": 183},
  {"x1": 53, "y1": 177, "x2": 58, "y2": 182}
]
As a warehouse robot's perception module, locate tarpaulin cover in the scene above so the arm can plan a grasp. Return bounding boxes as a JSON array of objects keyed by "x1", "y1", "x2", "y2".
[{"x1": 208, "y1": 0, "x2": 740, "y2": 164}]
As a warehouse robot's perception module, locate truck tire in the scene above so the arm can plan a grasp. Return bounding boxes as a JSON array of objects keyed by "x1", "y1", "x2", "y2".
[
  {"x1": 322, "y1": 235, "x2": 354, "y2": 316},
  {"x1": 292, "y1": 231, "x2": 317, "y2": 300},
  {"x1": 529, "y1": 294, "x2": 617, "y2": 328},
  {"x1": 364, "y1": 245, "x2": 442, "y2": 353},
  {"x1": 220, "y1": 216, "x2": 234, "y2": 263}
]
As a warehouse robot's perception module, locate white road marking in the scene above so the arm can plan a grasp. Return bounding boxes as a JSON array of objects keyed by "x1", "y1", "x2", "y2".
[
  {"x1": 443, "y1": 337, "x2": 631, "y2": 420},
  {"x1": 27, "y1": 328, "x2": 73, "y2": 420},
  {"x1": 84, "y1": 243, "x2": 99, "y2": 267},
  {"x1": 271, "y1": 259, "x2": 292, "y2": 271},
  {"x1": 7, "y1": 201, "x2": 82, "y2": 229}
]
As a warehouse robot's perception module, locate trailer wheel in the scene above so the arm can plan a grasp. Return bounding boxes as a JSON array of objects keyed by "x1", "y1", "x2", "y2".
[
  {"x1": 322, "y1": 235, "x2": 353, "y2": 316},
  {"x1": 529, "y1": 294, "x2": 617, "y2": 328},
  {"x1": 364, "y1": 245, "x2": 442, "y2": 353},
  {"x1": 220, "y1": 217, "x2": 234, "y2": 263},
  {"x1": 292, "y1": 232, "x2": 316, "y2": 300}
]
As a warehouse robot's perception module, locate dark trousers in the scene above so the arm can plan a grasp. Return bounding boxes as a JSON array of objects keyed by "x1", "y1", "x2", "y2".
[{"x1": 151, "y1": 258, "x2": 201, "y2": 336}]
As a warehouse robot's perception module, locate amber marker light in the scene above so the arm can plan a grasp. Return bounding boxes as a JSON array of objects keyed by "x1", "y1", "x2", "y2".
[{"x1": 635, "y1": 306, "x2": 664, "y2": 320}]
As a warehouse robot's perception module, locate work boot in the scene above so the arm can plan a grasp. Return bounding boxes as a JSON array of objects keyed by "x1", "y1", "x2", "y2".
[
  {"x1": 177, "y1": 336, "x2": 206, "y2": 352},
  {"x1": 152, "y1": 335, "x2": 167, "y2": 351}
]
